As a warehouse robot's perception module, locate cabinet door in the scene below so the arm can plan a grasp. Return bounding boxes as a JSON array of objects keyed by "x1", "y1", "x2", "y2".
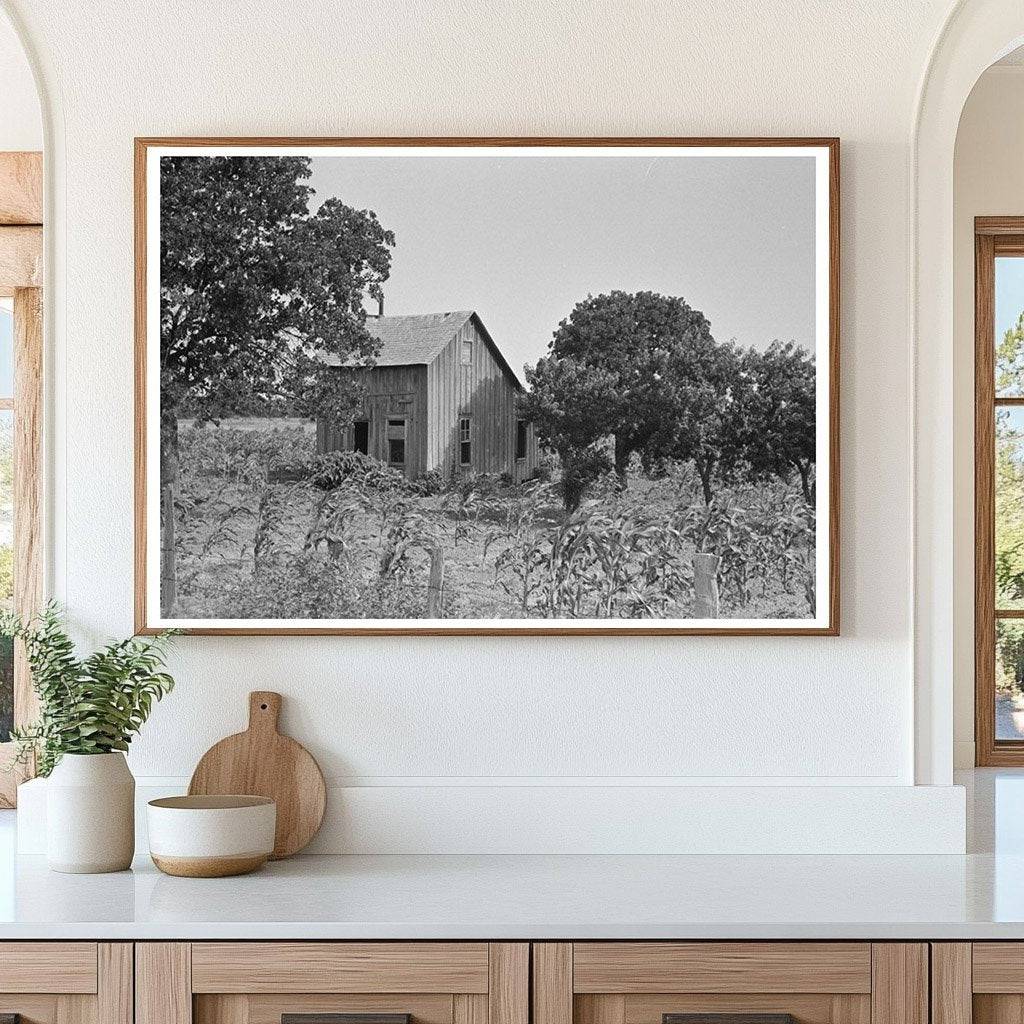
[
  {"x1": 935, "y1": 943, "x2": 1024, "y2": 1024},
  {"x1": 137, "y1": 943, "x2": 528, "y2": 1024},
  {"x1": 0, "y1": 942, "x2": 132, "y2": 1024},
  {"x1": 534, "y1": 944, "x2": 927, "y2": 1024}
]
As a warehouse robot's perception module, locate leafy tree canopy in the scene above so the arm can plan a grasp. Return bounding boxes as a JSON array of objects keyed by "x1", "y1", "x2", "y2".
[
  {"x1": 160, "y1": 156, "x2": 395, "y2": 424},
  {"x1": 740, "y1": 341, "x2": 817, "y2": 503},
  {"x1": 521, "y1": 290, "x2": 718, "y2": 507},
  {"x1": 998, "y1": 311, "x2": 1024, "y2": 397}
]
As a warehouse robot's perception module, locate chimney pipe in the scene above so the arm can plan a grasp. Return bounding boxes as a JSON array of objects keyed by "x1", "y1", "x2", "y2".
[{"x1": 378, "y1": 294, "x2": 385, "y2": 317}]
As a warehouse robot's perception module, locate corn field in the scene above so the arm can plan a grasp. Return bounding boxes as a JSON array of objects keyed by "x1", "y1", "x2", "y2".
[{"x1": 171, "y1": 420, "x2": 816, "y2": 621}]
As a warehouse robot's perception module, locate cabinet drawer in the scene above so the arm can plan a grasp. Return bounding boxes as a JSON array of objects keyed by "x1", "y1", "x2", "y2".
[
  {"x1": 139, "y1": 942, "x2": 528, "y2": 1024},
  {"x1": 0, "y1": 943, "x2": 130, "y2": 1024},
  {"x1": 934, "y1": 943, "x2": 1024, "y2": 1024},
  {"x1": 535, "y1": 943, "x2": 926, "y2": 1024}
]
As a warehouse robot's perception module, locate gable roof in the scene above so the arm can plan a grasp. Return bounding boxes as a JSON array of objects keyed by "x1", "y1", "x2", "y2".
[{"x1": 322, "y1": 310, "x2": 524, "y2": 390}]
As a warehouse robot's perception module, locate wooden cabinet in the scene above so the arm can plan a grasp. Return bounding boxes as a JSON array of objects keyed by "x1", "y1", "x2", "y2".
[
  {"x1": 0, "y1": 943, "x2": 132, "y2": 1024},
  {"x1": 533, "y1": 943, "x2": 929, "y2": 1024},
  {"x1": 931, "y1": 943, "x2": 1024, "y2": 1024},
  {"x1": 136, "y1": 943, "x2": 528, "y2": 1024}
]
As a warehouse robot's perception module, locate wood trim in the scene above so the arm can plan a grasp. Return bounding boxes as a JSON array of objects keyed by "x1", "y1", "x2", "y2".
[
  {"x1": 0, "y1": 226, "x2": 42, "y2": 291},
  {"x1": 191, "y1": 942, "x2": 489, "y2": 994},
  {"x1": 136, "y1": 943, "x2": 192, "y2": 1024},
  {"x1": 133, "y1": 136, "x2": 840, "y2": 637},
  {"x1": 930, "y1": 944, "x2": 971, "y2": 1024},
  {"x1": 489, "y1": 944, "x2": 529, "y2": 1024},
  {"x1": 576, "y1": 996, "x2": 625, "y2": 1024},
  {"x1": 533, "y1": 944, "x2": 572, "y2": 1024},
  {"x1": 194, "y1": 995, "x2": 248, "y2": 1024},
  {"x1": 869, "y1": 945, "x2": 927, "y2": 1024},
  {"x1": 977, "y1": 216, "x2": 1024, "y2": 235},
  {"x1": 0, "y1": 152, "x2": 42, "y2": 225},
  {"x1": 572, "y1": 942, "x2": 871, "y2": 994},
  {"x1": 977, "y1": 229, "x2": 998, "y2": 764},
  {"x1": 98, "y1": 944, "x2": 134, "y2": 1024},
  {"x1": 0, "y1": 942, "x2": 98, "y2": 993},
  {"x1": 453, "y1": 995, "x2": 487, "y2": 1024}
]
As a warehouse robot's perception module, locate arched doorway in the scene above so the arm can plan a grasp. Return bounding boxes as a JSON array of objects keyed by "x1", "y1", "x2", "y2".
[{"x1": 914, "y1": 0, "x2": 1024, "y2": 784}]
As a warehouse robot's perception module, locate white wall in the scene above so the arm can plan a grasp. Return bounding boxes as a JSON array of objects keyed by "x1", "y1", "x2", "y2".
[
  {"x1": 0, "y1": 0, "x2": 973, "y2": 851},
  {"x1": 0, "y1": 9, "x2": 39, "y2": 151},
  {"x1": 952, "y1": 65, "x2": 1024, "y2": 768}
]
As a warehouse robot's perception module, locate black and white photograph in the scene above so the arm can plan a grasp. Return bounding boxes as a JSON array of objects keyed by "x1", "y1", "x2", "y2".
[{"x1": 137, "y1": 140, "x2": 838, "y2": 634}]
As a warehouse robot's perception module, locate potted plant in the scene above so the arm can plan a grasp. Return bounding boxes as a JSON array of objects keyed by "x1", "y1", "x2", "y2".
[{"x1": 3, "y1": 604, "x2": 176, "y2": 873}]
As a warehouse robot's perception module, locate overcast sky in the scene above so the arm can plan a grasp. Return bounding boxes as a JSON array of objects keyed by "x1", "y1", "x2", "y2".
[{"x1": 308, "y1": 152, "x2": 816, "y2": 376}]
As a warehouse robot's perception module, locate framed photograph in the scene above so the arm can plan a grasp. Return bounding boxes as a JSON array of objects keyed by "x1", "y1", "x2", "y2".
[{"x1": 135, "y1": 137, "x2": 839, "y2": 635}]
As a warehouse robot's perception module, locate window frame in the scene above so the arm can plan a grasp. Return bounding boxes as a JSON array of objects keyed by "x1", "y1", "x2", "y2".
[
  {"x1": 0, "y1": 288, "x2": 43, "y2": 806},
  {"x1": 0, "y1": 152, "x2": 44, "y2": 806},
  {"x1": 975, "y1": 218, "x2": 1024, "y2": 765},
  {"x1": 459, "y1": 416, "x2": 471, "y2": 467},
  {"x1": 460, "y1": 339, "x2": 472, "y2": 366}
]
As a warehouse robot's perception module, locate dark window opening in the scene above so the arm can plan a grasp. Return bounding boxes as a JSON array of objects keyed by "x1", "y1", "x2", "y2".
[
  {"x1": 353, "y1": 420, "x2": 369, "y2": 455},
  {"x1": 387, "y1": 418, "x2": 406, "y2": 466},
  {"x1": 459, "y1": 417, "x2": 471, "y2": 466},
  {"x1": 515, "y1": 420, "x2": 527, "y2": 460}
]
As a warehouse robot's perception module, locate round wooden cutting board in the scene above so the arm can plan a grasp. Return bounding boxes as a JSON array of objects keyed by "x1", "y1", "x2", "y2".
[{"x1": 188, "y1": 691, "x2": 326, "y2": 859}]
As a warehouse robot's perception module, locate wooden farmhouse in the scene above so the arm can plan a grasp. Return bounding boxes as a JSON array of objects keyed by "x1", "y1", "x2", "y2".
[{"x1": 317, "y1": 310, "x2": 538, "y2": 483}]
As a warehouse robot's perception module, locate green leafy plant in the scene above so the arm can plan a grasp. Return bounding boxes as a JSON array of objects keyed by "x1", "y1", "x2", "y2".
[{"x1": 1, "y1": 603, "x2": 177, "y2": 777}]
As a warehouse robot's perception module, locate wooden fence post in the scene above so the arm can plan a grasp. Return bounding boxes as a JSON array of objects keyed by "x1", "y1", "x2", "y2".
[
  {"x1": 693, "y1": 551, "x2": 721, "y2": 617},
  {"x1": 426, "y1": 545, "x2": 444, "y2": 617},
  {"x1": 160, "y1": 484, "x2": 176, "y2": 613}
]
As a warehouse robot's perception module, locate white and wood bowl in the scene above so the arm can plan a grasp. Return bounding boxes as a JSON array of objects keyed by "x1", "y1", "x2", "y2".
[{"x1": 147, "y1": 795, "x2": 276, "y2": 877}]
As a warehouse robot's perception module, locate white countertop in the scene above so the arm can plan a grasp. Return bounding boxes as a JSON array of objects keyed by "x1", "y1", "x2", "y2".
[
  {"x1": 0, "y1": 849, "x2": 1022, "y2": 940},
  {"x1": 1, "y1": 769, "x2": 1022, "y2": 941}
]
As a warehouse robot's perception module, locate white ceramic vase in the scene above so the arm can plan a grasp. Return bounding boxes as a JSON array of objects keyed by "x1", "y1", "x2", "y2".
[{"x1": 46, "y1": 752, "x2": 135, "y2": 873}]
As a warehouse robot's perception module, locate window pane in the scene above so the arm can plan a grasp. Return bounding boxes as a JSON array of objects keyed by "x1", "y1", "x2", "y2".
[
  {"x1": 997, "y1": 407, "x2": 1024, "y2": 609},
  {"x1": 0, "y1": 410, "x2": 12, "y2": 742},
  {"x1": 997, "y1": 619, "x2": 1024, "y2": 740},
  {"x1": 0, "y1": 302, "x2": 13, "y2": 400},
  {"x1": 996, "y1": 257, "x2": 1024, "y2": 396}
]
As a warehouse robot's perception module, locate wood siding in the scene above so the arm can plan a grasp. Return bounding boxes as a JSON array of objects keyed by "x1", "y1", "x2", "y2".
[
  {"x1": 427, "y1": 316, "x2": 537, "y2": 482},
  {"x1": 317, "y1": 365, "x2": 428, "y2": 479}
]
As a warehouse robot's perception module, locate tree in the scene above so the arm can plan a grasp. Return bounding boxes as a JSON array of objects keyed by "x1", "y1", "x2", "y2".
[
  {"x1": 998, "y1": 311, "x2": 1024, "y2": 395},
  {"x1": 656, "y1": 337, "x2": 746, "y2": 506},
  {"x1": 738, "y1": 341, "x2": 816, "y2": 503},
  {"x1": 159, "y1": 156, "x2": 395, "y2": 610},
  {"x1": 521, "y1": 291, "x2": 718, "y2": 509},
  {"x1": 994, "y1": 315, "x2": 1024, "y2": 609}
]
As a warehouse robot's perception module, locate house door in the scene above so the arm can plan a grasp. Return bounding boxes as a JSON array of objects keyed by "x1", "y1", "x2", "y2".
[
  {"x1": 387, "y1": 417, "x2": 408, "y2": 477},
  {"x1": 353, "y1": 420, "x2": 369, "y2": 455}
]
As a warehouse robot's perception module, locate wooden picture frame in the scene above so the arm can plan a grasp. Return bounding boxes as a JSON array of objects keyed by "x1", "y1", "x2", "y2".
[{"x1": 135, "y1": 137, "x2": 840, "y2": 636}]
